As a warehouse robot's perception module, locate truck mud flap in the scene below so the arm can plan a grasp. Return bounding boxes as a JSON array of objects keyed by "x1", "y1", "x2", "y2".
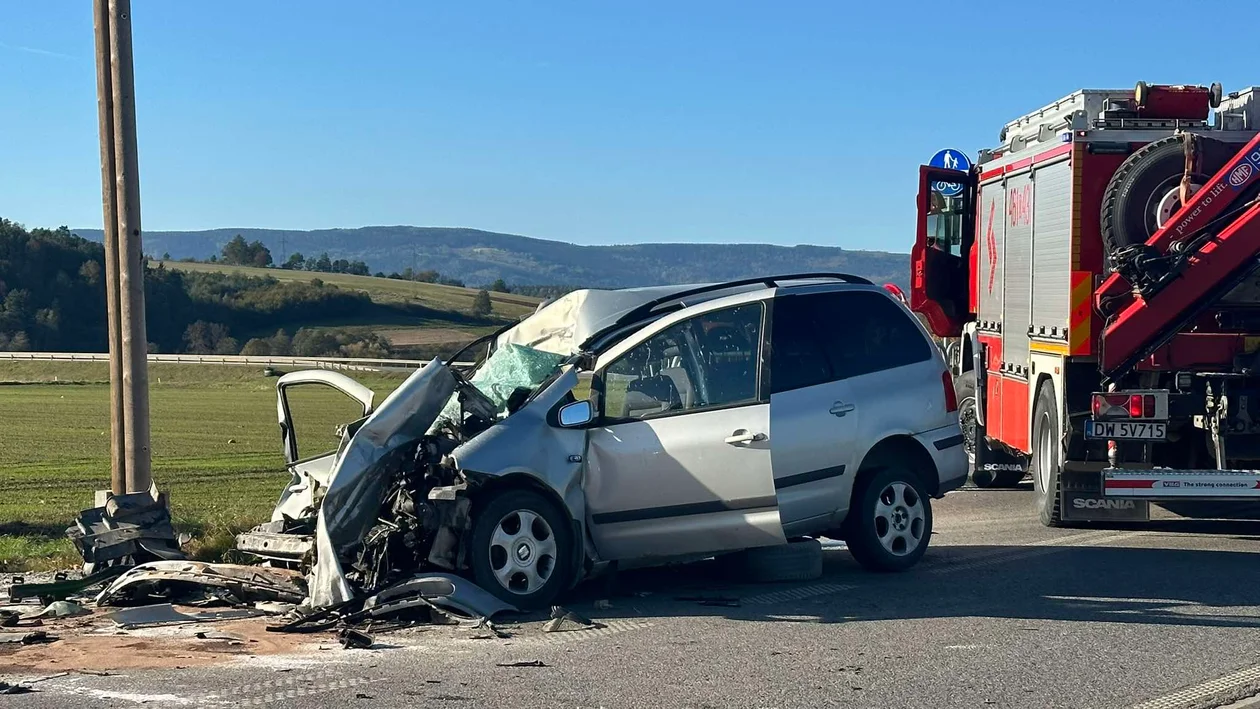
[{"x1": 1061, "y1": 491, "x2": 1150, "y2": 522}]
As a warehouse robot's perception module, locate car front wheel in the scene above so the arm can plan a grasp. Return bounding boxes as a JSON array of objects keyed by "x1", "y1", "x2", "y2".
[
  {"x1": 468, "y1": 488, "x2": 575, "y2": 610},
  {"x1": 844, "y1": 464, "x2": 933, "y2": 572}
]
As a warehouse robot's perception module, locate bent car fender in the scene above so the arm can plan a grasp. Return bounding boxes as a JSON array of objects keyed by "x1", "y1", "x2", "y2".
[{"x1": 308, "y1": 360, "x2": 457, "y2": 609}]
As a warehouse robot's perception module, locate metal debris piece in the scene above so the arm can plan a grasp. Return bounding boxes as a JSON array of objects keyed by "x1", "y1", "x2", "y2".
[
  {"x1": 235, "y1": 518, "x2": 315, "y2": 567},
  {"x1": 96, "y1": 561, "x2": 306, "y2": 607},
  {"x1": 7, "y1": 566, "x2": 126, "y2": 604},
  {"x1": 0, "y1": 631, "x2": 57, "y2": 645},
  {"x1": 254, "y1": 601, "x2": 298, "y2": 615},
  {"x1": 193, "y1": 630, "x2": 246, "y2": 642},
  {"x1": 0, "y1": 611, "x2": 19, "y2": 627},
  {"x1": 542, "y1": 605, "x2": 605, "y2": 633},
  {"x1": 469, "y1": 618, "x2": 511, "y2": 639},
  {"x1": 0, "y1": 682, "x2": 33, "y2": 695},
  {"x1": 496, "y1": 660, "x2": 547, "y2": 668},
  {"x1": 27, "y1": 601, "x2": 91, "y2": 619},
  {"x1": 361, "y1": 573, "x2": 518, "y2": 621},
  {"x1": 338, "y1": 628, "x2": 375, "y2": 649},
  {"x1": 66, "y1": 484, "x2": 184, "y2": 572},
  {"x1": 105, "y1": 603, "x2": 262, "y2": 629}
]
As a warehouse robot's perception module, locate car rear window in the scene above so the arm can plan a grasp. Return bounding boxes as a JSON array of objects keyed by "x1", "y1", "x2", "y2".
[
  {"x1": 771, "y1": 290, "x2": 931, "y2": 387},
  {"x1": 814, "y1": 290, "x2": 931, "y2": 378}
]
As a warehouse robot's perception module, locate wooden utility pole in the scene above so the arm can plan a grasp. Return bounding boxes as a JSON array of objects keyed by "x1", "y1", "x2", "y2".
[
  {"x1": 93, "y1": 0, "x2": 126, "y2": 496},
  {"x1": 95, "y1": 0, "x2": 152, "y2": 494}
]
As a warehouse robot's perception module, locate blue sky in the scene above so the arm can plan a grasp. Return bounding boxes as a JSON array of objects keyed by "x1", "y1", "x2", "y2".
[{"x1": 2, "y1": 1, "x2": 1255, "y2": 251}]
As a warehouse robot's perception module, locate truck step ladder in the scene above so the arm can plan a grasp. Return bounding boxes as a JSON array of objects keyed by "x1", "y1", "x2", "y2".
[
  {"x1": 1096, "y1": 132, "x2": 1260, "y2": 378},
  {"x1": 1104, "y1": 469, "x2": 1260, "y2": 497}
]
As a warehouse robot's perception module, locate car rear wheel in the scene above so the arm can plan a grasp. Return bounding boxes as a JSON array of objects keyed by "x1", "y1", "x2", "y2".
[
  {"x1": 845, "y1": 464, "x2": 933, "y2": 572},
  {"x1": 469, "y1": 488, "x2": 575, "y2": 610}
]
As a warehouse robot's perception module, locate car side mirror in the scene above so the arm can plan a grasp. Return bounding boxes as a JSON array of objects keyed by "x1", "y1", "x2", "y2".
[{"x1": 557, "y1": 399, "x2": 595, "y2": 428}]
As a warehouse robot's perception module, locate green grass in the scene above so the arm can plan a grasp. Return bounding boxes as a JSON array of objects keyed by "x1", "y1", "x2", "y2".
[
  {"x1": 0, "y1": 361, "x2": 410, "y2": 571},
  {"x1": 162, "y1": 260, "x2": 540, "y2": 319}
]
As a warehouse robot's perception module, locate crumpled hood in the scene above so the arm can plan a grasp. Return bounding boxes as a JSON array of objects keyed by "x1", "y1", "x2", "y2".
[{"x1": 308, "y1": 359, "x2": 456, "y2": 609}]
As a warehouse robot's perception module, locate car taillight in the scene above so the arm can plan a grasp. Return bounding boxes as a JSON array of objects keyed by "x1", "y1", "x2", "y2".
[{"x1": 943, "y1": 371, "x2": 958, "y2": 413}]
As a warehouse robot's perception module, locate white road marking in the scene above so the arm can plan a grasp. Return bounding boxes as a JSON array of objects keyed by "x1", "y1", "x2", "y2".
[
  {"x1": 744, "y1": 582, "x2": 858, "y2": 606},
  {"x1": 1133, "y1": 664, "x2": 1260, "y2": 709},
  {"x1": 524, "y1": 618, "x2": 655, "y2": 645}
]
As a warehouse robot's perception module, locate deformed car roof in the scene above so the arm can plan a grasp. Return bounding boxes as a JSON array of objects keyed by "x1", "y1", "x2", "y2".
[{"x1": 496, "y1": 273, "x2": 872, "y2": 357}]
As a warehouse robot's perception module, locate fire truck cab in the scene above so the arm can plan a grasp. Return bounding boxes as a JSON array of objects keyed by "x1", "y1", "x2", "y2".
[{"x1": 911, "y1": 82, "x2": 1260, "y2": 525}]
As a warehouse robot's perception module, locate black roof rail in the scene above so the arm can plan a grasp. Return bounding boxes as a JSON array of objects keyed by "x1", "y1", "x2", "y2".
[{"x1": 583, "y1": 272, "x2": 872, "y2": 349}]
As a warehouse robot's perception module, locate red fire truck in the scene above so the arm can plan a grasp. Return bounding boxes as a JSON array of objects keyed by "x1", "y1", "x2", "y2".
[{"x1": 911, "y1": 82, "x2": 1260, "y2": 526}]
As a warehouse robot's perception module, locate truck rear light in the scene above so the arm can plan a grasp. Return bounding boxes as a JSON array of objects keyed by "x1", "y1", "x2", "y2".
[
  {"x1": 943, "y1": 371, "x2": 958, "y2": 413},
  {"x1": 1092, "y1": 391, "x2": 1168, "y2": 420},
  {"x1": 1093, "y1": 394, "x2": 1131, "y2": 418}
]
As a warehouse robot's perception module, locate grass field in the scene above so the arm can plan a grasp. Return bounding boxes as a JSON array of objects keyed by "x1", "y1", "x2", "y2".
[
  {"x1": 161, "y1": 260, "x2": 540, "y2": 319},
  {"x1": 0, "y1": 361, "x2": 410, "y2": 571}
]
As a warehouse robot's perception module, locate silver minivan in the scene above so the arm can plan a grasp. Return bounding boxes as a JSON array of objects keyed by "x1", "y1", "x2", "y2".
[{"x1": 244, "y1": 274, "x2": 968, "y2": 610}]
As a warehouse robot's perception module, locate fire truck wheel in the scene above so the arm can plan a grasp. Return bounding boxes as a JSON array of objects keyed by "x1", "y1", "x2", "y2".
[
  {"x1": 1100, "y1": 136, "x2": 1215, "y2": 271},
  {"x1": 954, "y1": 371, "x2": 978, "y2": 469},
  {"x1": 1031, "y1": 384, "x2": 1064, "y2": 527}
]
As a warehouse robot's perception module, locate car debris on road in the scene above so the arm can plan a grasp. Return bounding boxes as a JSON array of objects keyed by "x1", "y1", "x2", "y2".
[
  {"x1": 541, "y1": 605, "x2": 605, "y2": 633},
  {"x1": 104, "y1": 603, "x2": 264, "y2": 630}
]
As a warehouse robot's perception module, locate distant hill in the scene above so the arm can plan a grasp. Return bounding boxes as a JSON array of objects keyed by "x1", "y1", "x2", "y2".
[{"x1": 75, "y1": 226, "x2": 911, "y2": 289}]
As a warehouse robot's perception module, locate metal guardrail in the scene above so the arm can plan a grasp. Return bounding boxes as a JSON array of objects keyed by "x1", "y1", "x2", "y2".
[{"x1": 0, "y1": 352, "x2": 474, "y2": 373}]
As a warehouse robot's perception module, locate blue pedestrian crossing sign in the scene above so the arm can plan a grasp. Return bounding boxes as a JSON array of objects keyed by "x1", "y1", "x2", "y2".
[{"x1": 929, "y1": 149, "x2": 971, "y2": 197}]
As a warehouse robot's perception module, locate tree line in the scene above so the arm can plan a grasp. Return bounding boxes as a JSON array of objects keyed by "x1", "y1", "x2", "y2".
[
  {"x1": 178, "y1": 235, "x2": 577, "y2": 304},
  {"x1": 176, "y1": 235, "x2": 374, "y2": 278},
  {"x1": 0, "y1": 220, "x2": 394, "y2": 357}
]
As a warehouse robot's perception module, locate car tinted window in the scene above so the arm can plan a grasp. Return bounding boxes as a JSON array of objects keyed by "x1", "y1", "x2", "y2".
[
  {"x1": 811, "y1": 291, "x2": 932, "y2": 378},
  {"x1": 769, "y1": 295, "x2": 832, "y2": 394},
  {"x1": 604, "y1": 302, "x2": 764, "y2": 420}
]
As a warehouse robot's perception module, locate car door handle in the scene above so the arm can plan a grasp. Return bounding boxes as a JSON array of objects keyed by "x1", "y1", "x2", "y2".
[
  {"x1": 829, "y1": 401, "x2": 856, "y2": 417},
  {"x1": 725, "y1": 430, "x2": 767, "y2": 445}
]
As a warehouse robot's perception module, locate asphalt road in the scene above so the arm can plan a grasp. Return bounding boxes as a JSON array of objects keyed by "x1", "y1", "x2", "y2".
[{"x1": 7, "y1": 484, "x2": 1260, "y2": 709}]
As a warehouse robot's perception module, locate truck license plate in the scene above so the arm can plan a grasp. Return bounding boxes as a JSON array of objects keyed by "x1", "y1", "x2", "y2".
[{"x1": 1084, "y1": 420, "x2": 1167, "y2": 440}]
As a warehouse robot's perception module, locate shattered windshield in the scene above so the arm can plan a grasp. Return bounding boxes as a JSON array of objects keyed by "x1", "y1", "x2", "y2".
[{"x1": 429, "y1": 342, "x2": 567, "y2": 432}]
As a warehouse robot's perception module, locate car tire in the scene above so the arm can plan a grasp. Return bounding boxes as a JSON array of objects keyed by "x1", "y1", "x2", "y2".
[
  {"x1": 726, "y1": 538, "x2": 823, "y2": 583},
  {"x1": 844, "y1": 463, "x2": 933, "y2": 572},
  {"x1": 468, "y1": 488, "x2": 575, "y2": 610},
  {"x1": 1031, "y1": 383, "x2": 1065, "y2": 527}
]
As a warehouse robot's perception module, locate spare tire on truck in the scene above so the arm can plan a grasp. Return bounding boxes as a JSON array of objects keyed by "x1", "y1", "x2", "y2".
[{"x1": 1100, "y1": 135, "x2": 1232, "y2": 272}]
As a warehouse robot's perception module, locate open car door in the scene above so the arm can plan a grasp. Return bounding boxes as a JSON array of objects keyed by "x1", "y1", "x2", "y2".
[
  {"x1": 911, "y1": 165, "x2": 976, "y2": 338},
  {"x1": 272, "y1": 370, "x2": 375, "y2": 522}
]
